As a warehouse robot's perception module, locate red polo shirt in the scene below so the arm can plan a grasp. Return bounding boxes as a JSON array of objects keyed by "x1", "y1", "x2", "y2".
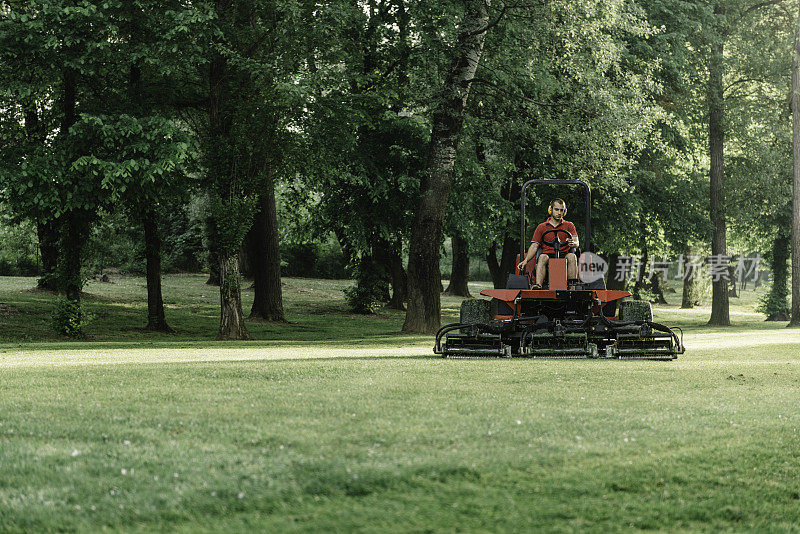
[{"x1": 532, "y1": 219, "x2": 577, "y2": 254}]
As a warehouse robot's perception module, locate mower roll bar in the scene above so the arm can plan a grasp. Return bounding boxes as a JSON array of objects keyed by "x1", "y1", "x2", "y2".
[{"x1": 520, "y1": 179, "x2": 591, "y2": 258}]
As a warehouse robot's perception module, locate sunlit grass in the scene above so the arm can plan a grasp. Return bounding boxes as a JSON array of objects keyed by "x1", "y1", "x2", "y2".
[{"x1": 1, "y1": 275, "x2": 799, "y2": 531}]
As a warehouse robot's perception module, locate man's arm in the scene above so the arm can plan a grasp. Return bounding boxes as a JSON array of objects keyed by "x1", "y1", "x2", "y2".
[
  {"x1": 568, "y1": 234, "x2": 579, "y2": 248},
  {"x1": 517, "y1": 242, "x2": 540, "y2": 270},
  {"x1": 568, "y1": 223, "x2": 579, "y2": 248}
]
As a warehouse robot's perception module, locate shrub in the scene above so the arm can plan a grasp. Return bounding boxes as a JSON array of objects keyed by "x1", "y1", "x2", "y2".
[
  {"x1": 344, "y1": 266, "x2": 389, "y2": 314},
  {"x1": 51, "y1": 298, "x2": 91, "y2": 338},
  {"x1": 280, "y1": 240, "x2": 348, "y2": 279},
  {"x1": 757, "y1": 281, "x2": 790, "y2": 321}
]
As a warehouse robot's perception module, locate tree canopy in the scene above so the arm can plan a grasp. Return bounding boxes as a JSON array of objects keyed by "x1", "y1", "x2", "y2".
[{"x1": 1, "y1": 0, "x2": 799, "y2": 336}]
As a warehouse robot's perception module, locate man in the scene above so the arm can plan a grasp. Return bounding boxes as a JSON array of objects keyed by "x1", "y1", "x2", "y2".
[{"x1": 517, "y1": 198, "x2": 580, "y2": 289}]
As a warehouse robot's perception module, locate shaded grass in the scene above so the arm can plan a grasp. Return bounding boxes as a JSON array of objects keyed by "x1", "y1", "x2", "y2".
[
  {"x1": 1, "y1": 275, "x2": 800, "y2": 531},
  {"x1": 0, "y1": 275, "x2": 405, "y2": 345}
]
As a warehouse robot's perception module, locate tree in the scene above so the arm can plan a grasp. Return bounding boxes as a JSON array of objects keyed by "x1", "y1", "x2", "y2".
[
  {"x1": 707, "y1": 2, "x2": 731, "y2": 325},
  {"x1": 706, "y1": 0, "x2": 796, "y2": 321},
  {"x1": 692, "y1": 0, "x2": 789, "y2": 325},
  {"x1": 444, "y1": 235, "x2": 472, "y2": 297},
  {"x1": 247, "y1": 182, "x2": 285, "y2": 321},
  {"x1": 201, "y1": 0, "x2": 304, "y2": 338},
  {"x1": 0, "y1": 1, "x2": 126, "y2": 334},
  {"x1": 403, "y1": 0, "x2": 490, "y2": 333},
  {"x1": 0, "y1": 1, "x2": 208, "y2": 336},
  {"x1": 792, "y1": 0, "x2": 800, "y2": 326},
  {"x1": 68, "y1": 115, "x2": 192, "y2": 332},
  {"x1": 301, "y1": 0, "x2": 427, "y2": 313}
]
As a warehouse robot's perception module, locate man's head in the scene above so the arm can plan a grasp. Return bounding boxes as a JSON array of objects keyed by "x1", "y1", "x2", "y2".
[{"x1": 549, "y1": 198, "x2": 567, "y2": 220}]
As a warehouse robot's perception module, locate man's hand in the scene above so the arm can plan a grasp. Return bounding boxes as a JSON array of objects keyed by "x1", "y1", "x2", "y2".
[
  {"x1": 568, "y1": 236, "x2": 579, "y2": 248},
  {"x1": 517, "y1": 259, "x2": 527, "y2": 271}
]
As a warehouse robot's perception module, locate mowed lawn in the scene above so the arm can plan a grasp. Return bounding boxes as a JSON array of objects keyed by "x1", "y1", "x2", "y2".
[{"x1": 1, "y1": 275, "x2": 800, "y2": 532}]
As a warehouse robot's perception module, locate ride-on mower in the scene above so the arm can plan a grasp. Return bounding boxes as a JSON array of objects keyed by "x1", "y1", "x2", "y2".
[{"x1": 434, "y1": 179, "x2": 684, "y2": 360}]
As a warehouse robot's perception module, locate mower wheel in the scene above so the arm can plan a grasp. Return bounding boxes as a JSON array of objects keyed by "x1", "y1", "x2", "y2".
[
  {"x1": 460, "y1": 299, "x2": 493, "y2": 324},
  {"x1": 620, "y1": 300, "x2": 653, "y2": 322}
]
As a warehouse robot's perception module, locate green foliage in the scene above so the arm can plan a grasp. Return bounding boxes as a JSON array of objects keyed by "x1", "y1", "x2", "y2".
[
  {"x1": 161, "y1": 200, "x2": 206, "y2": 273},
  {"x1": 757, "y1": 281, "x2": 790, "y2": 320},
  {"x1": 0, "y1": 0, "x2": 797, "y2": 333},
  {"x1": 0, "y1": 214, "x2": 39, "y2": 277},
  {"x1": 86, "y1": 202, "x2": 206, "y2": 275},
  {"x1": 50, "y1": 297, "x2": 90, "y2": 339},
  {"x1": 344, "y1": 264, "x2": 389, "y2": 314},
  {"x1": 209, "y1": 195, "x2": 258, "y2": 256},
  {"x1": 280, "y1": 239, "x2": 349, "y2": 280}
]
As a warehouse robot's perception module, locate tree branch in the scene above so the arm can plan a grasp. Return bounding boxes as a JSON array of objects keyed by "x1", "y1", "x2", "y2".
[
  {"x1": 723, "y1": 77, "x2": 765, "y2": 95},
  {"x1": 463, "y1": 1, "x2": 546, "y2": 39},
  {"x1": 464, "y1": 3, "x2": 510, "y2": 39},
  {"x1": 731, "y1": 0, "x2": 784, "y2": 30},
  {"x1": 469, "y1": 77, "x2": 564, "y2": 107}
]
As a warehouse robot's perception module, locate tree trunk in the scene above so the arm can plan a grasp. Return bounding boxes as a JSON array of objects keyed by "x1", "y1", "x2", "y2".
[
  {"x1": 248, "y1": 184, "x2": 286, "y2": 321},
  {"x1": 58, "y1": 211, "x2": 91, "y2": 302},
  {"x1": 650, "y1": 268, "x2": 669, "y2": 305},
  {"x1": 487, "y1": 233, "x2": 519, "y2": 289},
  {"x1": 375, "y1": 236, "x2": 407, "y2": 310},
  {"x1": 681, "y1": 246, "x2": 698, "y2": 308},
  {"x1": 37, "y1": 218, "x2": 59, "y2": 291},
  {"x1": 57, "y1": 68, "x2": 84, "y2": 302},
  {"x1": 681, "y1": 277, "x2": 697, "y2": 308},
  {"x1": 634, "y1": 228, "x2": 649, "y2": 300},
  {"x1": 386, "y1": 240, "x2": 407, "y2": 310},
  {"x1": 707, "y1": 7, "x2": 730, "y2": 326},
  {"x1": 143, "y1": 211, "x2": 172, "y2": 332},
  {"x1": 487, "y1": 242, "x2": 502, "y2": 289},
  {"x1": 402, "y1": 0, "x2": 489, "y2": 334},
  {"x1": 23, "y1": 101, "x2": 58, "y2": 291},
  {"x1": 444, "y1": 235, "x2": 471, "y2": 297},
  {"x1": 791, "y1": 2, "x2": 800, "y2": 327},
  {"x1": 218, "y1": 251, "x2": 251, "y2": 340},
  {"x1": 500, "y1": 234, "x2": 518, "y2": 283},
  {"x1": 765, "y1": 231, "x2": 791, "y2": 321},
  {"x1": 239, "y1": 243, "x2": 252, "y2": 279},
  {"x1": 333, "y1": 228, "x2": 356, "y2": 273},
  {"x1": 605, "y1": 253, "x2": 625, "y2": 291},
  {"x1": 205, "y1": 214, "x2": 221, "y2": 286}
]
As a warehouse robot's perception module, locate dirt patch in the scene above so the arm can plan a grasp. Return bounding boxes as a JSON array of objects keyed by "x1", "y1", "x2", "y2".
[{"x1": 22, "y1": 286, "x2": 57, "y2": 294}]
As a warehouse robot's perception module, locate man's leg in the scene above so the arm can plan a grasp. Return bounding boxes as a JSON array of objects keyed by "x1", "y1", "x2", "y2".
[
  {"x1": 536, "y1": 254, "x2": 549, "y2": 287},
  {"x1": 566, "y1": 253, "x2": 578, "y2": 288}
]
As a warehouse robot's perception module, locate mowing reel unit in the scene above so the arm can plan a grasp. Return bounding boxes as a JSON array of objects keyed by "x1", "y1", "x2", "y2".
[{"x1": 433, "y1": 179, "x2": 684, "y2": 361}]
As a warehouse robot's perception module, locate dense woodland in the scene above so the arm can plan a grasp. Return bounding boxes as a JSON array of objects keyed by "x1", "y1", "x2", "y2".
[{"x1": 1, "y1": 0, "x2": 799, "y2": 338}]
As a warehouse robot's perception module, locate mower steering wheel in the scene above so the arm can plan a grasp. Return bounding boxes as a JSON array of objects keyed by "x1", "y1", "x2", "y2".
[{"x1": 539, "y1": 228, "x2": 574, "y2": 259}]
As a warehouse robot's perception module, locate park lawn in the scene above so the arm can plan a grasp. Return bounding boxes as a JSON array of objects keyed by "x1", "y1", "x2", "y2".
[{"x1": 1, "y1": 275, "x2": 800, "y2": 532}]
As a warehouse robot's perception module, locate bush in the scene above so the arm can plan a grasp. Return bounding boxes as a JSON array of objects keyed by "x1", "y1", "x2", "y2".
[
  {"x1": 0, "y1": 217, "x2": 39, "y2": 276},
  {"x1": 51, "y1": 298, "x2": 91, "y2": 338},
  {"x1": 280, "y1": 239, "x2": 349, "y2": 279},
  {"x1": 0, "y1": 258, "x2": 13, "y2": 276},
  {"x1": 757, "y1": 281, "x2": 790, "y2": 321},
  {"x1": 344, "y1": 266, "x2": 389, "y2": 314},
  {"x1": 15, "y1": 255, "x2": 39, "y2": 276}
]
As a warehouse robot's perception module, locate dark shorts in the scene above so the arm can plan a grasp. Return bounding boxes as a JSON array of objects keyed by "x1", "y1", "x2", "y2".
[{"x1": 543, "y1": 251, "x2": 573, "y2": 259}]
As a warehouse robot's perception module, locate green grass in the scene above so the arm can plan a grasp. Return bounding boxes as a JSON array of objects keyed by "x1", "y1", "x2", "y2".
[{"x1": 1, "y1": 275, "x2": 800, "y2": 532}]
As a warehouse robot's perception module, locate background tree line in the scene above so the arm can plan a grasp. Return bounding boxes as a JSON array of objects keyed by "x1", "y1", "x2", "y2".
[{"x1": 1, "y1": 0, "x2": 798, "y2": 338}]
